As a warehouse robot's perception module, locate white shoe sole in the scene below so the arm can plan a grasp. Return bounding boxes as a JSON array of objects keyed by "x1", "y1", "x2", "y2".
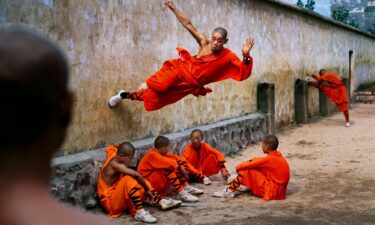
[{"x1": 159, "y1": 200, "x2": 182, "y2": 210}]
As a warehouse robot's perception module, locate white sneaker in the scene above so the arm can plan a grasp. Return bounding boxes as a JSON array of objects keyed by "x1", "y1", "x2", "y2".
[
  {"x1": 226, "y1": 174, "x2": 237, "y2": 185},
  {"x1": 346, "y1": 122, "x2": 351, "y2": 127},
  {"x1": 237, "y1": 185, "x2": 250, "y2": 192},
  {"x1": 159, "y1": 198, "x2": 182, "y2": 210},
  {"x1": 213, "y1": 188, "x2": 235, "y2": 198},
  {"x1": 138, "y1": 82, "x2": 148, "y2": 90},
  {"x1": 203, "y1": 176, "x2": 211, "y2": 185},
  {"x1": 108, "y1": 90, "x2": 125, "y2": 108},
  {"x1": 178, "y1": 190, "x2": 199, "y2": 202},
  {"x1": 184, "y1": 185, "x2": 204, "y2": 195},
  {"x1": 134, "y1": 210, "x2": 157, "y2": 223}
]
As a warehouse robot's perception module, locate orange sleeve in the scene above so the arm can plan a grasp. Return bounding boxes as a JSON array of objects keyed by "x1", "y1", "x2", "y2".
[
  {"x1": 236, "y1": 157, "x2": 269, "y2": 172},
  {"x1": 147, "y1": 151, "x2": 178, "y2": 171},
  {"x1": 311, "y1": 74, "x2": 322, "y2": 82},
  {"x1": 204, "y1": 143, "x2": 225, "y2": 162},
  {"x1": 181, "y1": 146, "x2": 202, "y2": 176},
  {"x1": 227, "y1": 53, "x2": 253, "y2": 81}
]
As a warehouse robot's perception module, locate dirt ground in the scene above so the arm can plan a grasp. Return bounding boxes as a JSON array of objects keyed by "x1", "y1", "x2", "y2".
[{"x1": 106, "y1": 103, "x2": 375, "y2": 225}]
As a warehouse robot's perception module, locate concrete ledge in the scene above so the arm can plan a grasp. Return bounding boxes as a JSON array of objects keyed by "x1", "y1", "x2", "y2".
[
  {"x1": 51, "y1": 112, "x2": 266, "y2": 208},
  {"x1": 354, "y1": 92, "x2": 375, "y2": 103}
]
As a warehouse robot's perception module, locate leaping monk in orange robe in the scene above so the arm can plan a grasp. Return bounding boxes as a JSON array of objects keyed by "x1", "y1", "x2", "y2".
[
  {"x1": 97, "y1": 142, "x2": 181, "y2": 223},
  {"x1": 306, "y1": 69, "x2": 350, "y2": 127},
  {"x1": 108, "y1": 0, "x2": 255, "y2": 111},
  {"x1": 181, "y1": 129, "x2": 230, "y2": 185},
  {"x1": 213, "y1": 135, "x2": 290, "y2": 200},
  {"x1": 138, "y1": 136, "x2": 205, "y2": 202}
]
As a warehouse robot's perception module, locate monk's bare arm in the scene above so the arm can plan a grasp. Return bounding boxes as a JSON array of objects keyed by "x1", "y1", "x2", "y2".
[
  {"x1": 164, "y1": 0, "x2": 209, "y2": 46},
  {"x1": 307, "y1": 73, "x2": 322, "y2": 81},
  {"x1": 110, "y1": 161, "x2": 150, "y2": 192}
]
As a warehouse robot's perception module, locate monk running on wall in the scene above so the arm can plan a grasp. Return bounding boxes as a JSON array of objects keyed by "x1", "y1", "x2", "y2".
[
  {"x1": 306, "y1": 69, "x2": 350, "y2": 127},
  {"x1": 108, "y1": 0, "x2": 255, "y2": 111}
]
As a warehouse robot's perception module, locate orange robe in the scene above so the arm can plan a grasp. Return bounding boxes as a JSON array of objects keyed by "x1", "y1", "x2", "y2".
[
  {"x1": 97, "y1": 144, "x2": 152, "y2": 217},
  {"x1": 310, "y1": 73, "x2": 349, "y2": 112},
  {"x1": 137, "y1": 148, "x2": 187, "y2": 195},
  {"x1": 181, "y1": 143, "x2": 226, "y2": 178},
  {"x1": 235, "y1": 151, "x2": 290, "y2": 200},
  {"x1": 136, "y1": 47, "x2": 253, "y2": 111}
]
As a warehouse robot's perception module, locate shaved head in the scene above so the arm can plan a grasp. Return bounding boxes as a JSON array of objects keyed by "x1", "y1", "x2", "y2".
[
  {"x1": 154, "y1": 136, "x2": 170, "y2": 149},
  {"x1": 117, "y1": 142, "x2": 135, "y2": 157},
  {"x1": 319, "y1": 69, "x2": 327, "y2": 75},
  {"x1": 262, "y1": 135, "x2": 279, "y2": 150},
  {"x1": 190, "y1": 129, "x2": 204, "y2": 139},
  {"x1": 0, "y1": 29, "x2": 69, "y2": 150},
  {"x1": 212, "y1": 27, "x2": 228, "y2": 40}
]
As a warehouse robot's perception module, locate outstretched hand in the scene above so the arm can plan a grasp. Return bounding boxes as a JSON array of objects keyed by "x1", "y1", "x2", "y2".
[
  {"x1": 242, "y1": 37, "x2": 255, "y2": 56},
  {"x1": 221, "y1": 170, "x2": 230, "y2": 180},
  {"x1": 165, "y1": 0, "x2": 176, "y2": 10},
  {"x1": 306, "y1": 73, "x2": 313, "y2": 76},
  {"x1": 145, "y1": 190, "x2": 154, "y2": 202}
]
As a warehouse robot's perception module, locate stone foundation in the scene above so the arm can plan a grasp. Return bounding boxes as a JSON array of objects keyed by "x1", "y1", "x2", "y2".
[
  {"x1": 51, "y1": 112, "x2": 266, "y2": 209},
  {"x1": 354, "y1": 91, "x2": 375, "y2": 103}
]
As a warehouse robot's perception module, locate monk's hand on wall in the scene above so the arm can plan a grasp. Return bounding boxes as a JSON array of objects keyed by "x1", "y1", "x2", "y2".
[{"x1": 242, "y1": 37, "x2": 255, "y2": 56}]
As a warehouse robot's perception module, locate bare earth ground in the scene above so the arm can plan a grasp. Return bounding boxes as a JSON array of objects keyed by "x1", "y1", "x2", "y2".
[{"x1": 104, "y1": 103, "x2": 375, "y2": 225}]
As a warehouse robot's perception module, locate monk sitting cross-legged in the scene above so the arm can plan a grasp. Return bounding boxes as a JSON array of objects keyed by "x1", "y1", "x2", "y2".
[
  {"x1": 138, "y1": 136, "x2": 204, "y2": 202},
  {"x1": 108, "y1": 0, "x2": 255, "y2": 111},
  {"x1": 213, "y1": 135, "x2": 290, "y2": 200},
  {"x1": 97, "y1": 142, "x2": 181, "y2": 223},
  {"x1": 306, "y1": 69, "x2": 350, "y2": 127},
  {"x1": 181, "y1": 129, "x2": 230, "y2": 185}
]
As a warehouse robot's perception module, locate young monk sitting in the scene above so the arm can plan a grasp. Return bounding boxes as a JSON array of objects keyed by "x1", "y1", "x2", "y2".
[
  {"x1": 181, "y1": 129, "x2": 230, "y2": 185},
  {"x1": 213, "y1": 135, "x2": 290, "y2": 200},
  {"x1": 97, "y1": 142, "x2": 181, "y2": 223},
  {"x1": 138, "y1": 136, "x2": 203, "y2": 202},
  {"x1": 108, "y1": 0, "x2": 254, "y2": 111},
  {"x1": 306, "y1": 69, "x2": 350, "y2": 127}
]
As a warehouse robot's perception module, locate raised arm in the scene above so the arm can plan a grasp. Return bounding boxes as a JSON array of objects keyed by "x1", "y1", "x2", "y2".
[
  {"x1": 307, "y1": 73, "x2": 322, "y2": 82},
  {"x1": 110, "y1": 161, "x2": 150, "y2": 192},
  {"x1": 164, "y1": 0, "x2": 209, "y2": 46}
]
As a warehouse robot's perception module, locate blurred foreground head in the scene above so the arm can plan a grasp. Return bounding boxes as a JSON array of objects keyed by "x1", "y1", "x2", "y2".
[{"x1": 0, "y1": 28, "x2": 73, "y2": 176}]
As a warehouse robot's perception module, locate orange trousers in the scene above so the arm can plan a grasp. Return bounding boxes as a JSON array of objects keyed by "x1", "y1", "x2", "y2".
[
  {"x1": 99, "y1": 176, "x2": 160, "y2": 217},
  {"x1": 145, "y1": 168, "x2": 187, "y2": 196},
  {"x1": 229, "y1": 170, "x2": 287, "y2": 200}
]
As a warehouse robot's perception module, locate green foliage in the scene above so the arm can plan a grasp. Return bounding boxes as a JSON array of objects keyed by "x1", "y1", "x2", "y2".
[
  {"x1": 296, "y1": 0, "x2": 304, "y2": 7},
  {"x1": 348, "y1": 19, "x2": 359, "y2": 28},
  {"x1": 331, "y1": 6, "x2": 359, "y2": 28},
  {"x1": 295, "y1": 0, "x2": 315, "y2": 11},
  {"x1": 331, "y1": 6, "x2": 349, "y2": 22},
  {"x1": 356, "y1": 82, "x2": 375, "y2": 92},
  {"x1": 305, "y1": 0, "x2": 315, "y2": 11},
  {"x1": 368, "y1": 28, "x2": 375, "y2": 35}
]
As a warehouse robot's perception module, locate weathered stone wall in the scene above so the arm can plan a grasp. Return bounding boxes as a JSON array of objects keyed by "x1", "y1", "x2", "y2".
[{"x1": 1, "y1": 0, "x2": 374, "y2": 154}]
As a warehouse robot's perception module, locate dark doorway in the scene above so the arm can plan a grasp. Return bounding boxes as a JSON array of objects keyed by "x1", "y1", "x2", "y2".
[
  {"x1": 295, "y1": 79, "x2": 308, "y2": 124},
  {"x1": 257, "y1": 83, "x2": 275, "y2": 134}
]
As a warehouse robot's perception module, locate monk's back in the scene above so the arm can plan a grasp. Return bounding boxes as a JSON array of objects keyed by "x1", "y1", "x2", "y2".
[
  {"x1": 101, "y1": 161, "x2": 121, "y2": 186},
  {"x1": 258, "y1": 152, "x2": 290, "y2": 186}
]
